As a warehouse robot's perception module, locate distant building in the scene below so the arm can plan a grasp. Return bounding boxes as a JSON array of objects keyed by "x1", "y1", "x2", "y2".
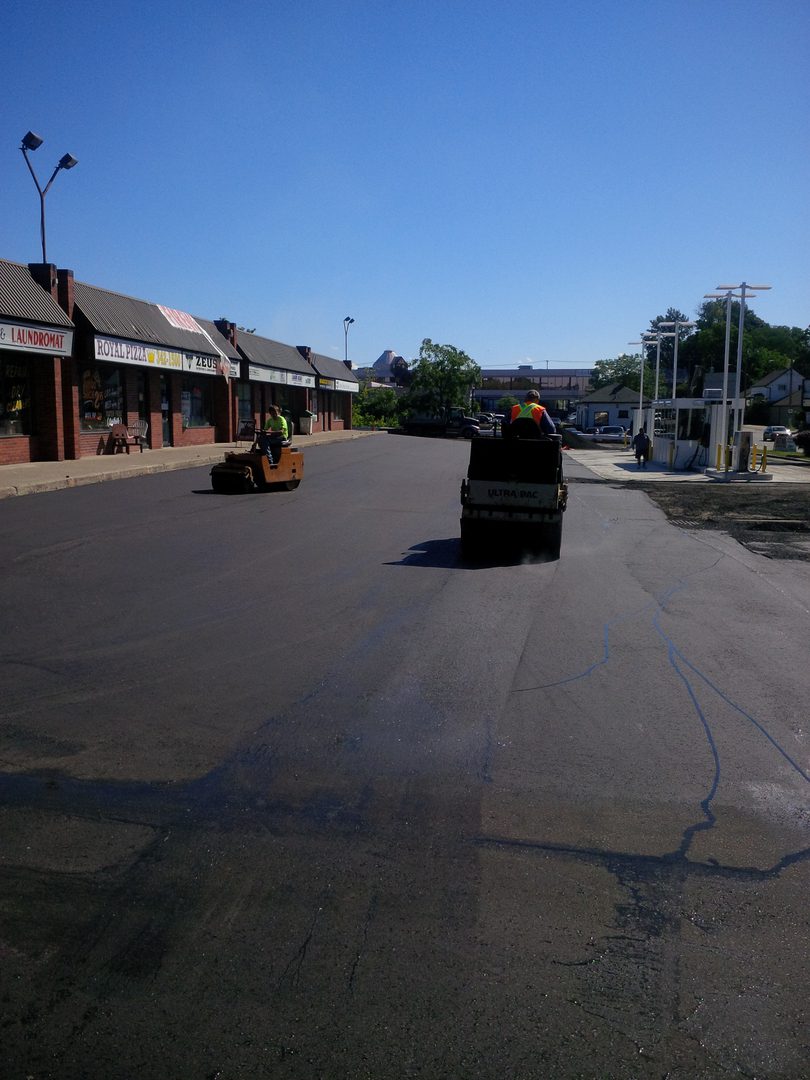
[
  {"x1": 475, "y1": 364, "x2": 593, "y2": 416},
  {"x1": 576, "y1": 382, "x2": 644, "y2": 430},
  {"x1": 355, "y1": 349, "x2": 408, "y2": 385},
  {"x1": 747, "y1": 367, "x2": 803, "y2": 402}
]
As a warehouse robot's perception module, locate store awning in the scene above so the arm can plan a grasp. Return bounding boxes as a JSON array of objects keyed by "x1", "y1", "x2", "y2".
[
  {"x1": 73, "y1": 283, "x2": 241, "y2": 377},
  {"x1": 0, "y1": 260, "x2": 74, "y2": 357},
  {"x1": 236, "y1": 333, "x2": 316, "y2": 388}
]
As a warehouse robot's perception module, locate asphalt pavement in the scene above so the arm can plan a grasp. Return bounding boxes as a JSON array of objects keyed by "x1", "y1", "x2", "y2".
[{"x1": 1, "y1": 429, "x2": 809, "y2": 499}]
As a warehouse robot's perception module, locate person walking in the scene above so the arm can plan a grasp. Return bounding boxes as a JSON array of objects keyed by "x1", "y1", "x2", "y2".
[{"x1": 632, "y1": 426, "x2": 651, "y2": 469}]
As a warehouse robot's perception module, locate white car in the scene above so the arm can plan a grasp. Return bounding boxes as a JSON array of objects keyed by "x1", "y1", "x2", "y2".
[
  {"x1": 762, "y1": 425, "x2": 791, "y2": 441},
  {"x1": 594, "y1": 425, "x2": 628, "y2": 443}
]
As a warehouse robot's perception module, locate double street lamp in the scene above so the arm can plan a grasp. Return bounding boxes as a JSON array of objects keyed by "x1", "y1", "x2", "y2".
[
  {"x1": 703, "y1": 282, "x2": 770, "y2": 463},
  {"x1": 643, "y1": 329, "x2": 676, "y2": 401},
  {"x1": 343, "y1": 316, "x2": 355, "y2": 366},
  {"x1": 628, "y1": 334, "x2": 658, "y2": 432},
  {"x1": 655, "y1": 318, "x2": 696, "y2": 398},
  {"x1": 19, "y1": 130, "x2": 78, "y2": 264}
]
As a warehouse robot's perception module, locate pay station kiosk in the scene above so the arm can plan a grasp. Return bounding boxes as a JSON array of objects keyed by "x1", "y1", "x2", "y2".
[{"x1": 633, "y1": 392, "x2": 746, "y2": 473}]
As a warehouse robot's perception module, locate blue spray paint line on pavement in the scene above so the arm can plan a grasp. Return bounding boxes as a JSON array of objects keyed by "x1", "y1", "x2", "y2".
[
  {"x1": 527, "y1": 620, "x2": 612, "y2": 689},
  {"x1": 656, "y1": 622, "x2": 810, "y2": 785},
  {"x1": 664, "y1": 637, "x2": 721, "y2": 858},
  {"x1": 521, "y1": 582, "x2": 686, "y2": 692},
  {"x1": 517, "y1": 576, "x2": 808, "y2": 817}
]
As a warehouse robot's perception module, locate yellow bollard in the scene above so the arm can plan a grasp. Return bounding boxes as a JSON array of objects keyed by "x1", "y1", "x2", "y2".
[
  {"x1": 760, "y1": 445, "x2": 768, "y2": 472},
  {"x1": 751, "y1": 445, "x2": 758, "y2": 470}
]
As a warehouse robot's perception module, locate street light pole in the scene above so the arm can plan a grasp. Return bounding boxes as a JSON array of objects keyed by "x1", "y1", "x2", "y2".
[
  {"x1": 628, "y1": 335, "x2": 657, "y2": 433},
  {"x1": 715, "y1": 282, "x2": 771, "y2": 436},
  {"x1": 656, "y1": 319, "x2": 696, "y2": 399},
  {"x1": 704, "y1": 290, "x2": 742, "y2": 471},
  {"x1": 19, "y1": 131, "x2": 78, "y2": 264},
  {"x1": 343, "y1": 316, "x2": 355, "y2": 367},
  {"x1": 652, "y1": 333, "x2": 677, "y2": 400}
]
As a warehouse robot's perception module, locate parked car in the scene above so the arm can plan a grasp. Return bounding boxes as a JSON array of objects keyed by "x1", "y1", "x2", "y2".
[
  {"x1": 594, "y1": 425, "x2": 628, "y2": 443},
  {"x1": 762, "y1": 425, "x2": 791, "y2": 441}
]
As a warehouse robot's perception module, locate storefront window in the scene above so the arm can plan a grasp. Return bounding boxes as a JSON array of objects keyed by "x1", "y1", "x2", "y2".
[
  {"x1": 181, "y1": 375, "x2": 213, "y2": 428},
  {"x1": 81, "y1": 365, "x2": 123, "y2": 431},
  {"x1": 237, "y1": 381, "x2": 252, "y2": 422},
  {"x1": 0, "y1": 355, "x2": 32, "y2": 436}
]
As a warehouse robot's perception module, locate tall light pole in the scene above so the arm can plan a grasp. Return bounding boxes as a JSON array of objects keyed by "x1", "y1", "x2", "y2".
[
  {"x1": 343, "y1": 316, "x2": 355, "y2": 367},
  {"x1": 628, "y1": 335, "x2": 657, "y2": 433},
  {"x1": 643, "y1": 329, "x2": 676, "y2": 400},
  {"x1": 715, "y1": 282, "x2": 771, "y2": 435},
  {"x1": 19, "y1": 130, "x2": 78, "y2": 264},
  {"x1": 704, "y1": 289, "x2": 752, "y2": 469},
  {"x1": 656, "y1": 318, "x2": 696, "y2": 399}
]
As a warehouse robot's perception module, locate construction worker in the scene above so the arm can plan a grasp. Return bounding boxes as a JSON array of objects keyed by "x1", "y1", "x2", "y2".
[
  {"x1": 510, "y1": 390, "x2": 556, "y2": 434},
  {"x1": 260, "y1": 404, "x2": 288, "y2": 464}
]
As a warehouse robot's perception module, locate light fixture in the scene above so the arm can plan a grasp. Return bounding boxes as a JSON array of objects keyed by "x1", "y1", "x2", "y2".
[
  {"x1": 343, "y1": 316, "x2": 355, "y2": 366},
  {"x1": 19, "y1": 130, "x2": 79, "y2": 264},
  {"x1": 21, "y1": 131, "x2": 43, "y2": 151}
]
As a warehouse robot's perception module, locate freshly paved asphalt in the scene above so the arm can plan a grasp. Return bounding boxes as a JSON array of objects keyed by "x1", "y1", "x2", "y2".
[{"x1": 2, "y1": 429, "x2": 808, "y2": 499}]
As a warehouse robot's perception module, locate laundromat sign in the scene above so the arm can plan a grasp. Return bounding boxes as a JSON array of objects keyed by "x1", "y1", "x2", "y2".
[{"x1": 1, "y1": 320, "x2": 73, "y2": 356}]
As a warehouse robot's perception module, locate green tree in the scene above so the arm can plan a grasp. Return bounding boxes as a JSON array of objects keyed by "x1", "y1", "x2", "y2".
[
  {"x1": 352, "y1": 385, "x2": 400, "y2": 427},
  {"x1": 401, "y1": 339, "x2": 481, "y2": 416},
  {"x1": 590, "y1": 354, "x2": 652, "y2": 392},
  {"x1": 496, "y1": 395, "x2": 519, "y2": 413}
]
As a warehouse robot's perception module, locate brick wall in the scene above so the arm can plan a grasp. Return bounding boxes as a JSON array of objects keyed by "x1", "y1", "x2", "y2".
[{"x1": 0, "y1": 438, "x2": 33, "y2": 465}]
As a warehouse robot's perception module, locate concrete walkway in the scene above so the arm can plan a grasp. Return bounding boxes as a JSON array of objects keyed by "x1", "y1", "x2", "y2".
[
  {"x1": 562, "y1": 443, "x2": 810, "y2": 484},
  {"x1": 1, "y1": 429, "x2": 808, "y2": 499},
  {"x1": 0, "y1": 429, "x2": 381, "y2": 499}
]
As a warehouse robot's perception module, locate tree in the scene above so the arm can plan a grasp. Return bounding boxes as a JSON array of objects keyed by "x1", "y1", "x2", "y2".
[
  {"x1": 401, "y1": 339, "x2": 481, "y2": 415},
  {"x1": 590, "y1": 354, "x2": 652, "y2": 392},
  {"x1": 496, "y1": 395, "x2": 519, "y2": 413},
  {"x1": 352, "y1": 385, "x2": 400, "y2": 428}
]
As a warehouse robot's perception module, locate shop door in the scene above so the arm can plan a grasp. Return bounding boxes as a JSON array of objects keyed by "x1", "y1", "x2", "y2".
[
  {"x1": 136, "y1": 371, "x2": 148, "y2": 423},
  {"x1": 160, "y1": 374, "x2": 172, "y2": 446}
]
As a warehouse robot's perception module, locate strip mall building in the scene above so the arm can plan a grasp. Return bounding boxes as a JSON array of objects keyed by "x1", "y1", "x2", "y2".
[{"x1": 0, "y1": 259, "x2": 358, "y2": 465}]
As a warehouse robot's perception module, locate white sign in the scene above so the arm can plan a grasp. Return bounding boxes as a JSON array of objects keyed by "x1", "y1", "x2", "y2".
[
  {"x1": 288, "y1": 371, "x2": 315, "y2": 388},
  {"x1": 94, "y1": 335, "x2": 183, "y2": 370},
  {"x1": 335, "y1": 378, "x2": 359, "y2": 393},
  {"x1": 0, "y1": 320, "x2": 73, "y2": 356},
  {"x1": 248, "y1": 364, "x2": 286, "y2": 385},
  {"x1": 183, "y1": 352, "x2": 234, "y2": 377}
]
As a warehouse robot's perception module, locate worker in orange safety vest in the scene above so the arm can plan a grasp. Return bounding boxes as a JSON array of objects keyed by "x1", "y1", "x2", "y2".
[{"x1": 510, "y1": 389, "x2": 556, "y2": 434}]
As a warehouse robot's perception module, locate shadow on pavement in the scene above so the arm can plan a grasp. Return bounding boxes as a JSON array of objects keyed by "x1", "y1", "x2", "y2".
[{"x1": 386, "y1": 538, "x2": 559, "y2": 569}]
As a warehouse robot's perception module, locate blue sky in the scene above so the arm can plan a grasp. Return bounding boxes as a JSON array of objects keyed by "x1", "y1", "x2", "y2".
[{"x1": 3, "y1": 0, "x2": 808, "y2": 369}]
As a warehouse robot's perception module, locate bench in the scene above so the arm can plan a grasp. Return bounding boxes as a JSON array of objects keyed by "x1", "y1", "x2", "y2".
[{"x1": 110, "y1": 422, "x2": 144, "y2": 454}]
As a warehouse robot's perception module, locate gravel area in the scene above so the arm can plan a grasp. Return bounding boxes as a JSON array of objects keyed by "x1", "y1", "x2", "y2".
[{"x1": 638, "y1": 482, "x2": 810, "y2": 561}]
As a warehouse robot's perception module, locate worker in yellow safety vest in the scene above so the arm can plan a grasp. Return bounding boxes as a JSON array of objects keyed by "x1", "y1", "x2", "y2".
[{"x1": 510, "y1": 390, "x2": 556, "y2": 434}]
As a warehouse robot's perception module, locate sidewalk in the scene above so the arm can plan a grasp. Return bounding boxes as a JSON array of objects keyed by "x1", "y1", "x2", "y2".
[
  {"x1": 562, "y1": 444, "x2": 810, "y2": 484},
  {"x1": 0, "y1": 429, "x2": 381, "y2": 500}
]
